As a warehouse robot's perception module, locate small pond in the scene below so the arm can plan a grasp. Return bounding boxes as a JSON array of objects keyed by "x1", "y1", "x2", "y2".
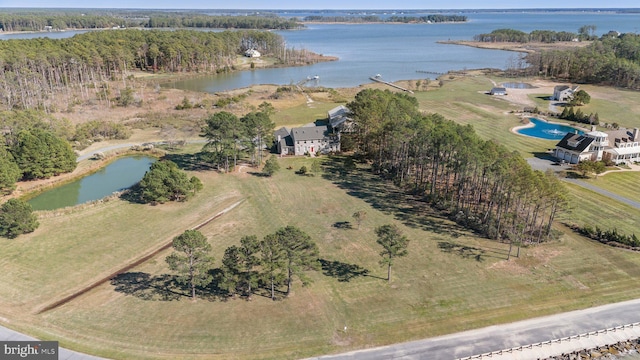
[
  {"x1": 502, "y1": 82, "x2": 536, "y2": 89},
  {"x1": 516, "y1": 118, "x2": 583, "y2": 140},
  {"x1": 28, "y1": 156, "x2": 155, "y2": 211}
]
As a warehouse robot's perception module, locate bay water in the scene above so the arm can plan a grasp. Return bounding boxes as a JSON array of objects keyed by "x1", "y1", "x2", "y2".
[{"x1": 3, "y1": 11, "x2": 640, "y2": 91}]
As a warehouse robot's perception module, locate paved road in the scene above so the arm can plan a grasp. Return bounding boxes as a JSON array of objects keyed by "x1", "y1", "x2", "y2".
[
  {"x1": 6, "y1": 297, "x2": 640, "y2": 360},
  {"x1": 0, "y1": 323, "x2": 106, "y2": 359},
  {"x1": 309, "y1": 298, "x2": 640, "y2": 360},
  {"x1": 563, "y1": 178, "x2": 640, "y2": 210}
]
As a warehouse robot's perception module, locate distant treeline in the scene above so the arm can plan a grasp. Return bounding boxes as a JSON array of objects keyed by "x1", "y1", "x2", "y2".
[
  {"x1": 303, "y1": 14, "x2": 467, "y2": 23},
  {"x1": 474, "y1": 28, "x2": 580, "y2": 43},
  {"x1": 0, "y1": 29, "x2": 303, "y2": 110},
  {"x1": 0, "y1": 12, "x2": 300, "y2": 32},
  {"x1": 473, "y1": 25, "x2": 604, "y2": 43}
]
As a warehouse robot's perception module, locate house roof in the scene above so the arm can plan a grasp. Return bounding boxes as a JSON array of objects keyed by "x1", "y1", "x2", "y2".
[
  {"x1": 291, "y1": 126, "x2": 327, "y2": 141},
  {"x1": 608, "y1": 128, "x2": 638, "y2": 142},
  {"x1": 328, "y1": 105, "x2": 352, "y2": 128},
  {"x1": 554, "y1": 85, "x2": 571, "y2": 92},
  {"x1": 274, "y1": 127, "x2": 290, "y2": 138},
  {"x1": 586, "y1": 131, "x2": 608, "y2": 138},
  {"x1": 328, "y1": 105, "x2": 350, "y2": 119},
  {"x1": 491, "y1": 87, "x2": 507, "y2": 93},
  {"x1": 555, "y1": 133, "x2": 595, "y2": 153}
]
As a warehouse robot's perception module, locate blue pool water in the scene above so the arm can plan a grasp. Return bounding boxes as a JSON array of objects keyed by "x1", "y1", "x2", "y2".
[{"x1": 516, "y1": 118, "x2": 583, "y2": 140}]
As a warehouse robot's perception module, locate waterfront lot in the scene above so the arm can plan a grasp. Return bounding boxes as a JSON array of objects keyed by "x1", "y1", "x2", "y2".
[{"x1": 3, "y1": 75, "x2": 640, "y2": 359}]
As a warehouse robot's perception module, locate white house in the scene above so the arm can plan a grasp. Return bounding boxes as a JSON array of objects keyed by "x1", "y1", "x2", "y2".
[
  {"x1": 244, "y1": 49, "x2": 261, "y2": 58},
  {"x1": 554, "y1": 126, "x2": 640, "y2": 165},
  {"x1": 552, "y1": 85, "x2": 579, "y2": 102}
]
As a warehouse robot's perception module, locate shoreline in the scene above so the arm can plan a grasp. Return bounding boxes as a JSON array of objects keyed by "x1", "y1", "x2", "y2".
[{"x1": 439, "y1": 39, "x2": 593, "y2": 54}]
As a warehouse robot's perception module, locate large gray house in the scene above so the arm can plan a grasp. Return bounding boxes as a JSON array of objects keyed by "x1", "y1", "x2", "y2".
[
  {"x1": 274, "y1": 105, "x2": 351, "y2": 156},
  {"x1": 275, "y1": 124, "x2": 340, "y2": 156}
]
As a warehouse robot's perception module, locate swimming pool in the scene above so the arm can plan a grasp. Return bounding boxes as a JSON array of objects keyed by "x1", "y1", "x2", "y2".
[{"x1": 516, "y1": 118, "x2": 583, "y2": 140}]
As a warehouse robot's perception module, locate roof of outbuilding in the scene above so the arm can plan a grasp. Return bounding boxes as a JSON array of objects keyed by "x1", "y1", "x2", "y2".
[{"x1": 554, "y1": 85, "x2": 571, "y2": 91}]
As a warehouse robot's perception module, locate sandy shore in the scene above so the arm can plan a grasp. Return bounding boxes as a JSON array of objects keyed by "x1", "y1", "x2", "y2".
[{"x1": 439, "y1": 40, "x2": 592, "y2": 53}]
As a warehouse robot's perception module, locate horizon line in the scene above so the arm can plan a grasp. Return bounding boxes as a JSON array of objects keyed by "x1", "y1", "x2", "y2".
[{"x1": 1, "y1": 7, "x2": 640, "y2": 10}]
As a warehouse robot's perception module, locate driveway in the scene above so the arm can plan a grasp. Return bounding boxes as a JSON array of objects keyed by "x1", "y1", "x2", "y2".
[{"x1": 563, "y1": 177, "x2": 640, "y2": 210}]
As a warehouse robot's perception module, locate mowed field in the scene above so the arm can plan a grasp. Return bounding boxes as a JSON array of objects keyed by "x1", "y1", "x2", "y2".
[
  {"x1": 582, "y1": 171, "x2": 640, "y2": 205},
  {"x1": 2, "y1": 75, "x2": 640, "y2": 359},
  {"x1": 2, "y1": 154, "x2": 640, "y2": 359}
]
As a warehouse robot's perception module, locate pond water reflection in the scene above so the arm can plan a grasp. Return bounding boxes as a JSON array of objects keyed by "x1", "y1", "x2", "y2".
[{"x1": 28, "y1": 156, "x2": 155, "y2": 211}]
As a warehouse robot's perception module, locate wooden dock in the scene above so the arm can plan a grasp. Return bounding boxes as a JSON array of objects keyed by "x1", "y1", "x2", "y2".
[
  {"x1": 369, "y1": 76, "x2": 414, "y2": 94},
  {"x1": 416, "y1": 70, "x2": 445, "y2": 76}
]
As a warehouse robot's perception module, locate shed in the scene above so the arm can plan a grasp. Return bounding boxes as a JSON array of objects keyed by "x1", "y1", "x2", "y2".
[{"x1": 490, "y1": 87, "x2": 507, "y2": 96}]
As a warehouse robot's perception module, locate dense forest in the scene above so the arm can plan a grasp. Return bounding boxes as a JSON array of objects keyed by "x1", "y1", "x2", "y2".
[
  {"x1": 347, "y1": 89, "x2": 568, "y2": 245},
  {"x1": 0, "y1": 12, "x2": 300, "y2": 32},
  {"x1": 479, "y1": 27, "x2": 640, "y2": 90},
  {"x1": 525, "y1": 32, "x2": 640, "y2": 89},
  {"x1": 303, "y1": 14, "x2": 467, "y2": 23},
  {"x1": 0, "y1": 28, "x2": 314, "y2": 111}
]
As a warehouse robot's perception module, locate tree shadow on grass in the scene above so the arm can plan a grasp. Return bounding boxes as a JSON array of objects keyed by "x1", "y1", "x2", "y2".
[
  {"x1": 119, "y1": 183, "x2": 146, "y2": 204},
  {"x1": 322, "y1": 156, "x2": 465, "y2": 237},
  {"x1": 437, "y1": 241, "x2": 509, "y2": 261},
  {"x1": 438, "y1": 241, "x2": 486, "y2": 262},
  {"x1": 319, "y1": 259, "x2": 370, "y2": 282},
  {"x1": 111, "y1": 269, "x2": 230, "y2": 302},
  {"x1": 163, "y1": 152, "x2": 216, "y2": 171},
  {"x1": 248, "y1": 171, "x2": 270, "y2": 177},
  {"x1": 110, "y1": 272, "x2": 186, "y2": 301},
  {"x1": 333, "y1": 221, "x2": 353, "y2": 230}
]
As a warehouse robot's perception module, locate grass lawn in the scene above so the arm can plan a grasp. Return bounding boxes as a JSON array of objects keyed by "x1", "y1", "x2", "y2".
[
  {"x1": 413, "y1": 77, "x2": 554, "y2": 158},
  {"x1": 559, "y1": 181, "x2": 640, "y2": 235},
  {"x1": 581, "y1": 171, "x2": 640, "y2": 206},
  {"x1": 3, "y1": 155, "x2": 640, "y2": 359}
]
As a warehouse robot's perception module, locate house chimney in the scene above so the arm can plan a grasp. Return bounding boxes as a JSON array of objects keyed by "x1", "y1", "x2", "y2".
[
  {"x1": 591, "y1": 125, "x2": 597, "y2": 132},
  {"x1": 634, "y1": 128, "x2": 639, "y2": 141}
]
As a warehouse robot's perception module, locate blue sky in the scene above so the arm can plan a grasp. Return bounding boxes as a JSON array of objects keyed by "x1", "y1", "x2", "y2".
[{"x1": 1, "y1": 0, "x2": 639, "y2": 10}]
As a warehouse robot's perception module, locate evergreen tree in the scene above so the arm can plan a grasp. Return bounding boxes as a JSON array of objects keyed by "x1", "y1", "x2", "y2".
[
  {"x1": 260, "y1": 232, "x2": 286, "y2": 301},
  {"x1": 375, "y1": 224, "x2": 410, "y2": 282},
  {"x1": 11, "y1": 128, "x2": 76, "y2": 180},
  {"x1": 271, "y1": 226, "x2": 320, "y2": 296},
  {"x1": 139, "y1": 160, "x2": 201, "y2": 203},
  {"x1": 0, "y1": 199, "x2": 39, "y2": 239},
  {"x1": 221, "y1": 235, "x2": 261, "y2": 298},
  {"x1": 165, "y1": 229, "x2": 214, "y2": 299},
  {"x1": 262, "y1": 156, "x2": 280, "y2": 177},
  {"x1": 0, "y1": 147, "x2": 21, "y2": 194}
]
